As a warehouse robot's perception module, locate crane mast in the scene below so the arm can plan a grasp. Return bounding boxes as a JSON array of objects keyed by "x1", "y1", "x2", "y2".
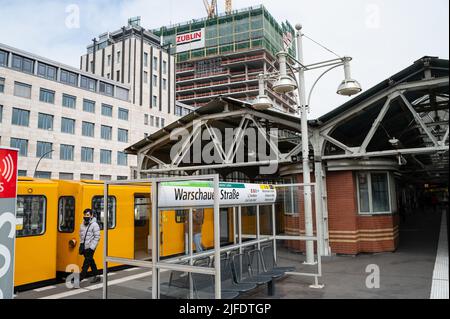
[{"x1": 203, "y1": 0, "x2": 232, "y2": 18}]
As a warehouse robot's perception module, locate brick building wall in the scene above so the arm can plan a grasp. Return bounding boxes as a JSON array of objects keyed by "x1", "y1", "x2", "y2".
[{"x1": 284, "y1": 170, "x2": 399, "y2": 255}]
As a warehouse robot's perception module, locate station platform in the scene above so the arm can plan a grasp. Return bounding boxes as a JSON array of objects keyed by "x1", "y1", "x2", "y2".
[{"x1": 15, "y1": 210, "x2": 448, "y2": 300}]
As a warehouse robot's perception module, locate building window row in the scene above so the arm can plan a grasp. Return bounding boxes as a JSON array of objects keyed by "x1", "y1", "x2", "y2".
[
  {"x1": 17, "y1": 170, "x2": 127, "y2": 181},
  {"x1": 6, "y1": 106, "x2": 128, "y2": 142},
  {"x1": 0, "y1": 49, "x2": 129, "y2": 101},
  {"x1": 144, "y1": 114, "x2": 165, "y2": 128},
  {"x1": 9, "y1": 138, "x2": 128, "y2": 166},
  {"x1": 3, "y1": 78, "x2": 130, "y2": 119}
]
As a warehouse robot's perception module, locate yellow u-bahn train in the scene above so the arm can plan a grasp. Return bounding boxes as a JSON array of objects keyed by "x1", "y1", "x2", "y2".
[{"x1": 14, "y1": 177, "x2": 271, "y2": 290}]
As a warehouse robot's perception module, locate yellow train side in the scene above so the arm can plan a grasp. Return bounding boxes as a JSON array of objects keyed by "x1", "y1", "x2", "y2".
[
  {"x1": 15, "y1": 178, "x2": 58, "y2": 287},
  {"x1": 14, "y1": 178, "x2": 238, "y2": 289}
]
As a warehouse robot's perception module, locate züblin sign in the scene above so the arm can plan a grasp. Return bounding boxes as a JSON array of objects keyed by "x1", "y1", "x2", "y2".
[
  {"x1": 157, "y1": 181, "x2": 276, "y2": 208},
  {"x1": 175, "y1": 28, "x2": 205, "y2": 53}
]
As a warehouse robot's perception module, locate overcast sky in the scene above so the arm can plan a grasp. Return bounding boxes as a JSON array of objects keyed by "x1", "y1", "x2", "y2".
[{"x1": 0, "y1": 0, "x2": 448, "y2": 118}]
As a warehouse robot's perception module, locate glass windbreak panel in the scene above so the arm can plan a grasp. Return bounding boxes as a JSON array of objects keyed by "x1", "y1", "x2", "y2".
[
  {"x1": 91, "y1": 196, "x2": 116, "y2": 229},
  {"x1": 219, "y1": 207, "x2": 234, "y2": 246},
  {"x1": 241, "y1": 206, "x2": 256, "y2": 242},
  {"x1": 16, "y1": 196, "x2": 46, "y2": 237},
  {"x1": 58, "y1": 196, "x2": 75, "y2": 232},
  {"x1": 358, "y1": 172, "x2": 370, "y2": 213},
  {"x1": 371, "y1": 173, "x2": 390, "y2": 212},
  {"x1": 259, "y1": 205, "x2": 273, "y2": 237}
]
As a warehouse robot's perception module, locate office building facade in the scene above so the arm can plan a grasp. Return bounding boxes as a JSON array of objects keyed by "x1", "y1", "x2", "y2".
[
  {"x1": 0, "y1": 38, "x2": 182, "y2": 180},
  {"x1": 154, "y1": 5, "x2": 298, "y2": 112}
]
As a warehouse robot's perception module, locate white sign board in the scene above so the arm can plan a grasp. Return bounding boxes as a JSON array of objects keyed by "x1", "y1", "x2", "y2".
[
  {"x1": 157, "y1": 181, "x2": 276, "y2": 208},
  {"x1": 176, "y1": 28, "x2": 205, "y2": 53}
]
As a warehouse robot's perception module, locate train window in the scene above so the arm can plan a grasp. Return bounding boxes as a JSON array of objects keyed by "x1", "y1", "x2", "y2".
[
  {"x1": 134, "y1": 195, "x2": 150, "y2": 227},
  {"x1": 16, "y1": 196, "x2": 46, "y2": 237},
  {"x1": 58, "y1": 196, "x2": 75, "y2": 233},
  {"x1": 92, "y1": 196, "x2": 116, "y2": 229},
  {"x1": 175, "y1": 210, "x2": 187, "y2": 223}
]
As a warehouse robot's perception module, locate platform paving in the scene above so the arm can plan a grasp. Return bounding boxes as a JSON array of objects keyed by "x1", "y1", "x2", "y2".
[{"x1": 15, "y1": 209, "x2": 447, "y2": 299}]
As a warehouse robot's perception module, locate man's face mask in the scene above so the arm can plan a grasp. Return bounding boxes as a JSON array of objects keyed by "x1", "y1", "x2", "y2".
[{"x1": 84, "y1": 216, "x2": 91, "y2": 224}]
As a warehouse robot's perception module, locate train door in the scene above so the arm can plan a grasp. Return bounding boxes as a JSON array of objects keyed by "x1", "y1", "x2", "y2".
[
  {"x1": 134, "y1": 194, "x2": 151, "y2": 260},
  {"x1": 160, "y1": 210, "x2": 185, "y2": 256},
  {"x1": 15, "y1": 178, "x2": 58, "y2": 287}
]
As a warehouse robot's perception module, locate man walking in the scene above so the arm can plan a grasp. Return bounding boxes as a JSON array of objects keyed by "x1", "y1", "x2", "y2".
[{"x1": 79, "y1": 208, "x2": 101, "y2": 284}]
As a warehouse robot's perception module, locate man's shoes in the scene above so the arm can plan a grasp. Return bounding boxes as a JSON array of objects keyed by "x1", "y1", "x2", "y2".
[{"x1": 90, "y1": 276, "x2": 101, "y2": 284}]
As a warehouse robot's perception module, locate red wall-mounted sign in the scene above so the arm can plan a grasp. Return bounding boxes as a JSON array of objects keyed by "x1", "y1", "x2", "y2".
[{"x1": 0, "y1": 148, "x2": 18, "y2": 199}]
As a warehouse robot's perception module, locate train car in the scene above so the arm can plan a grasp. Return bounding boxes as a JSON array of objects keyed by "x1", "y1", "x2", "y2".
[
  {"x1": 13, "y1": 178, "x2": 242, "y2": 288},
  {"x1": 15, "y1": 177, "x2": 58, "y2": 289},
  {"x1": 55, "y1": 180, "x2": 152, "y2": 276}
]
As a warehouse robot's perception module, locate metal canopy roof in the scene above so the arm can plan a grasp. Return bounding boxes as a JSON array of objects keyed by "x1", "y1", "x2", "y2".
[
  {"x1": 126, "y1": 96, "x2": 302, "y2": 155},
  {"x1": 126, "y1": 56, "x2": 448, "y2": 186}
]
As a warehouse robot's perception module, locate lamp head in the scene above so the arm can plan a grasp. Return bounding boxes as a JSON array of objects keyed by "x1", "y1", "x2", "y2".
[
  {"x1": 252, "y1": 95, "x2": 273, "y2": 110},
  {"x1": 273, "y1": 75, "x2": 298, "y2": 94},
  {"x1": 273, "y1": 51, "x2": 298, "y2": 94},
  {"x1": 337, "y1": 57, "x2": 362, "y2": 96},
  {"x1": 337, "y1": 79, "x2": 362, "y2": 96}
]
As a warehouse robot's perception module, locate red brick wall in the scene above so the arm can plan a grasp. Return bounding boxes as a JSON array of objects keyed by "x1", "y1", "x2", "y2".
[{"x1": 284, "y1": 170, "x2": 399, "y2": 255}]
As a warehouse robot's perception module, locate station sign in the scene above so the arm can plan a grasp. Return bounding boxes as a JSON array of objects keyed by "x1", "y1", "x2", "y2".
[
  {"x1": 176, "y1": 28, "x2": 205, "y2": 53},
  {"x1": 157, "y1": 181, "x2": 276, "y2": 208},
  {"x1": 0, "y1": 147, "x2": 18, "y2": 299}
]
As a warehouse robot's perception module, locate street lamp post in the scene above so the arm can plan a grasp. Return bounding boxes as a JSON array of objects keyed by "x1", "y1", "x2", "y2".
[
  {"x1": 295, "y1": 24, "x2": 315, "y2": 265},
  {"x1": 252, "y1": 23, "x2": 361, "y2": 263},
  {"x1": 34, "y1": 149, "x2": 54, "y2": 178}
]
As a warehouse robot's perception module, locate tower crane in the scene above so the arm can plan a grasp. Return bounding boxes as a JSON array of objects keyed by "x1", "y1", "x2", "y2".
[{"x1": 203, "y1": 0, "x2": 232, "y2": 19}]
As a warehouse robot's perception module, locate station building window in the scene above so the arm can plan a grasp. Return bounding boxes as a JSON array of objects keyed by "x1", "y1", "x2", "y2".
[
  {"x1": 118, "y1": 107, "x2": 129, "y2": 121},
  {"x1": 92, "y1": 196, "x2": 116, "y2": 229},
  {"x1": 11, "y1": 54, "x2": 34, "y2": 74},
  {"x1": 356, "y1": 172, "x2": 396, "y2": 215},
  {"x1": 39, "y1": 88, "x2": 55, "y2": 104},
  {"x1": 12, "y1": 108, "x2": 29, "y2": 126},
  {"x1": 10, "y1": 137, "x2": 28, "y2": 156},
  {"x1": 81, "y1": 76, "x2": 96, "y2": 92},
  {"x1": 0, "y1": 77, "x2": 5, "y2": 93},
  {"x1": 60, "y1": 69, "x2": 78, "y2": 86},
  {"x1": 62, "y1": 94, "x2": 76, "y2": 109},
  {"x1": 38, "y1": 113, "x2": 53, "y2": 131},
  {"x1": 101, "y1": 103, "x2": 113, "y2": 117},
  {"x1": 117, "y1": 151, "x2": 128, "y2": 166},
  {"x1": 80, "y1": 173, "x2": 94, "y2": 180},
  {"x1": 101, "y1": 125, "x2": 112, "y2": 140},
  {"x1": 61, "y1": 117, "x2": 75, "y2": 134},
  {"x1": 0, "y1": 50, "x2": 7, "y2": 66},
  {"x1": 58, "y1": 196, "x2": 75, "y2": 233},
  {"x1": 115, "y1": 87, "x2": 129, "y2": 101},
  {"x1": 81, "y1": 147, "x2": 94, "y2": 163},
  {"x1": 100, "y1": 149, "x2": 112, "y2": 164},
  {"x1": 82, "y1": 121, "x2": 95, "y2": 137},
  {"x1": 60, "y1": 144, "x2": 74, "y2": 161},
  {"x1": 18, "y1": 170, "x2": 27, "y2": 176},
  {"x1": 14, "y1": 82, "x2": 31, "y2": 99},
  {"x1": 16, "y1": 196, "x2": 46, "y2": 237},
  {"x1": 99, "y1": 82, "x2": 114, "y2": 96},
  {"x1": 83, "y1": 99, "x2": 95, "y2": 113},
  {"x1": 35, "y1": 171, "x2": 51, "y2": 179},
  {"x1": 36, "y1": 141, "x2": 52, "y2": 159},
  {"x1": 59, "y1": 172, "x2": 74, "y2": 180},
  {"x1": 118, "y1": 128, "x2": 128, "y2": 143},
  {"x1": 37, "y1": 62, "x2": 56, "y2": 81}
]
